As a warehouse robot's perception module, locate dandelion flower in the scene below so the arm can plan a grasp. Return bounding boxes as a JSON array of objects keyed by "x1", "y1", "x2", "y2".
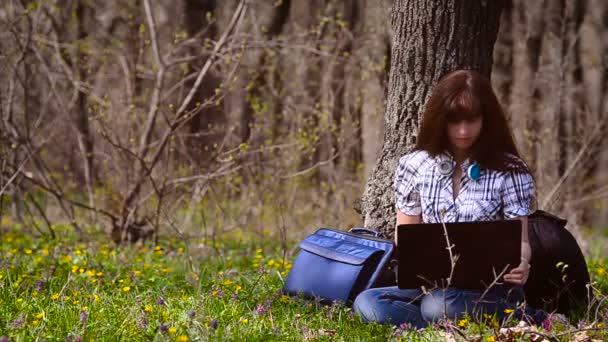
[
  {"x1": 486, "y1": 337, "x2": 496, "y2": 342},
  {"x1": 458, "y1": 318, "x2": 468, "y2": 328},
  {"x1": 35, "y1": 313, "x2": 44, "y2": 319},
  {"x1": 144, "y1": 306, "x2": 153, "y2": 313},
  {"x1": 122, "y1": 286, "x2": 131, "y2": 292},
  {"x1": 177, "y1": 335, "x2": 188, "y2": 342},
  {"x1": 51, "y1": 293, "x2": 60, "y2": 300},
  {"x1": 240, "y1": 318, "x2": 248, "y2": 324},
  {"x1": 503, "y1": 308, "x2": 514, "y2": 314},
  {"x1": 597, "y1": 267, "x2": 606, "y2": 277},
  {"x1": 168, "y1": 327, "x2": 177, "y2": 335}
]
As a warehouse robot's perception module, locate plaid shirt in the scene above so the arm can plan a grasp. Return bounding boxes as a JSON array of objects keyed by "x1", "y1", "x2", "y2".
[{"x1": 395, "y1": 150, "x2": 536, "y2": 223}]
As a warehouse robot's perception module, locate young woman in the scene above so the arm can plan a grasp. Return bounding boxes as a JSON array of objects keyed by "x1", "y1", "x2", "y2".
[{"x1": 353, "y1": 69, "x2": 547, "y2": 328}]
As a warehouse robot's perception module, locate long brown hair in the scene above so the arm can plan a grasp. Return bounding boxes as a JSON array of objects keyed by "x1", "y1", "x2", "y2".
[{"x1": 415, "y1": 69, "x2": 528, "y2": 172}]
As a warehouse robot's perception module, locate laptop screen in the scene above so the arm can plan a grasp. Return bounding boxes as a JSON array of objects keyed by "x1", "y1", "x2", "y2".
[{"x1": 397, "y1": 220, "x2": 521, "y2": 290}]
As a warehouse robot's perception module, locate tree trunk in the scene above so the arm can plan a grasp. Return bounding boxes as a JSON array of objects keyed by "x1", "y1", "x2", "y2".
[
  {"x1": 183, "y1": 0, "x2": 224, "y2": 162},
  {"x1": 361, "y1": 0, "x2": 504, "y2": 238},
  {"x1": 351, "y1": 0, "x2": 391, "y2": 180}
]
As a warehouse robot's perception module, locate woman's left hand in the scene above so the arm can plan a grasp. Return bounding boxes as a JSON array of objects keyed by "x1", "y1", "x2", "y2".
[{"x1": 503, "y1": 261, "x2": 530, "y2": 285}]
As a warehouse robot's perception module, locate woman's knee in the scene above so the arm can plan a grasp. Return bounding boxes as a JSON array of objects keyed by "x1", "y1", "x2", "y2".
[
  {"x1": 420, "y1": 289, "x2": 465, "y2": 322},
  {"x1": 352, "y1": 288, "x2": 382, "y2": 322}
]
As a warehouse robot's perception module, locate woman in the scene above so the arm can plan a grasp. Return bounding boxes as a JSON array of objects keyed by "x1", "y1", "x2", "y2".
[{"x1": 353, "y1": 69, "x2": 547, "y2": 329}]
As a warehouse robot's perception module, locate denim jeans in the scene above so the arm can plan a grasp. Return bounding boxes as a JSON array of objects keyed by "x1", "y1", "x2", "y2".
[{"x1": 352, "y1": 285, "x2": 547, "y2": 329}]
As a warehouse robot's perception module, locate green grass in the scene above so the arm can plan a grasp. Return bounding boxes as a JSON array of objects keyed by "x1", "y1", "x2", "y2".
[{"x1": 1, "y1": 217, "x2": 608, "y2": 341}]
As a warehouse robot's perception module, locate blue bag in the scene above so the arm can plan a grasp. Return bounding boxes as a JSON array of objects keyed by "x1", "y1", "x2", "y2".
[{"x1": 282, "y1": 228, "x2": 395, "y2": 304}]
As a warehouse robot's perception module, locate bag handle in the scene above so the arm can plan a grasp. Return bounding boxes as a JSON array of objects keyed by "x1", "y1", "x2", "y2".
[{"x1": 349, "y1": 227, "x2": 380, "y2": 237}]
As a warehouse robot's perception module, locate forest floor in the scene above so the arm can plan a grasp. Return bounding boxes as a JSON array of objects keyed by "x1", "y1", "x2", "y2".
[{"x1": 1, "y1": 217, "x2": 608, "y2": 341}]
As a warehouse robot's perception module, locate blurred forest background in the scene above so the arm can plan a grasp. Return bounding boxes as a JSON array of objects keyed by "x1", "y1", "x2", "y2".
[{"x1": 1, "y1": 0, "x2": 607, "y2": 248}]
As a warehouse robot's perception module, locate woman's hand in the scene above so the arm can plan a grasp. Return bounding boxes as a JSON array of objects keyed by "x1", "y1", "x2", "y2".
[{"x1": 503, "y1": 259, "x2": 530, "y2": 285}]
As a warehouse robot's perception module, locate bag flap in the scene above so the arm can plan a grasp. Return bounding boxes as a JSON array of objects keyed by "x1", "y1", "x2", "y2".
[{"x1": 299, "y1": 233, "x2": 383, "y2": 265}]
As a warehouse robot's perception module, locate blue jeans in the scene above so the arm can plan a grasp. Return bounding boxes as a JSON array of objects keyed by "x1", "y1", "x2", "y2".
[{"x1": 352, "y1": 285, "x2": 547, "y2": 329}]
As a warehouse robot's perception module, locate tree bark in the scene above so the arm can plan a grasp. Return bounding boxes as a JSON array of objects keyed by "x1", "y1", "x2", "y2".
[
  {"x1": 351, "y1": 0, "x2": 391, "y2": 180},
  {"x1": 361, "y1": 0, "x2": 504, "y2": 238},
  {"x1": 183, "y1": 0, "x2": 224, "y2": 161}
]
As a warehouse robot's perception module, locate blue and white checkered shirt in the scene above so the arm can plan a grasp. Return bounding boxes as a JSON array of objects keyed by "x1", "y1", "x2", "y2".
[{"x1": 395, "y1": 150, "x2": 536, "y2": 223}]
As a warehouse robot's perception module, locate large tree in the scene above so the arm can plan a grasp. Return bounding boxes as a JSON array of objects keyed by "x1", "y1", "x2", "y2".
[{"x1": 360, "y1": 0, "x2": 506, "y2": 237}]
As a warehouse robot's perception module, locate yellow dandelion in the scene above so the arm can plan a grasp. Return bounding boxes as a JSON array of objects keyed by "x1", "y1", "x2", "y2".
[
  {"x1": 62, "y1": 255, "x2": 72, "y2": 263},
  {"x1": 32, "y1": 319, "x2": 40, "y2": 325},
  {"x1": 42, "y1": 249, "x2": 49, "y2": 256},
  {"x1": 234, "y1": 285, "x2": 242, "y2": 291},
  {"x1": 486, "y1": 337, "x2": 496, "y2": 342},
  {"x1": 32, "y1": 291, "x2": 38, "y2": 297},
  {"x1": 25, "y1": 249, "x2": 33, "y2": 255},
  {"x1": 94, "y1": 294, "x2": 100, "y2": 303},
  {"x1": 503, "y1": 308, "x2": 514, "y2": 314},
  {"x1": 458, "y1": 318, "x2": 468, "y2": 328},
  {"x1": 177, "y1": 247, "x2": 185, "y2": 253},
  {"x1": 154, "y1": 245, "x2": 162, "y2": 251},
  {"x1": 597, "y1": 267, "x2": 606, "y2": 277},
  {"x1": 75, "y1": 250, "x2": 82, "y2": 255},
  {"x1": 96, "y1": 272, "x2": 103, "y2": 277},
  {"x1": 598, "y1": 323, "x2": 604, "y2": 328},
  {"x1": 222, "y1": 280, "x2": 232, "y2": 286},
  {"x1": 122, "y1": 286, "x2": 131, "y2": 292},
  {"x1": 133, "y1": 270, "x2": 142, "y2": 277},
  {"x1": 88, "y1": 270, "x2": 96, "y2": 277},
  {"x1": 144, "y1": 305, "x2": 153, "y2": 313},
  {"x1": 162, "y1": 311, "x2": 169, "y2": 320},
  {"x1": 279, "y1": 295, "x2": 289, "y2": 304},
  {"x1": 35, "y1": 312, "x2": 44, "y2": 319},
  {"x1": 177, "y1": 335, "x2": 188, "y2": 342},
  {"x1": 168, "y1": 327, "x2": 177, "y2": 335},
  {"x1": 72, "y1": 265, "x2": 79, "y2": 273},
  {"x1": 256, "y1": 248, "x2": 263, "y2": 254},
  {"x1": 240, "y1": 318, "x2": 248, "y2": 324}
]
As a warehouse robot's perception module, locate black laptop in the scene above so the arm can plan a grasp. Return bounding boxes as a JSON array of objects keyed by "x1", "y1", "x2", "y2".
[{"x1": 397, "y1": 220, "x2": 521, "y2": 290}]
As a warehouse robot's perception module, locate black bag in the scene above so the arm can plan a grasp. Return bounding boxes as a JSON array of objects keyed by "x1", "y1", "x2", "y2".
[
  {"x1": 282, "y1": 228, "x2": 396, "y2": 304},
  {"x1": 525, "y1": 210, "x2": 591, "y2": 315}
]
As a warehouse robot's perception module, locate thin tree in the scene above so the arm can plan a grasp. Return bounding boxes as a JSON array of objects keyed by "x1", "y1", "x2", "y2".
[{"x1": 360, "y1": 0, "x2": 505, "y2": 237}]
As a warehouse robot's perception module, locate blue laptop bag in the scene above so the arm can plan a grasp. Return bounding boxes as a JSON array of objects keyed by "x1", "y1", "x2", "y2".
[{"x1": 282, "y1": 228, "x2": 395, "y2": 304}]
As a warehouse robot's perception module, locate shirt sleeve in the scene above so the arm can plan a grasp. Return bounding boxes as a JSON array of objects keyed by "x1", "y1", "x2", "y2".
[
  {"x1": 394, "y1": 153, "x2": 422, "y2": 215},
  {"x1": 501, "y1": 170, "x2": 536, "y2": 219}
]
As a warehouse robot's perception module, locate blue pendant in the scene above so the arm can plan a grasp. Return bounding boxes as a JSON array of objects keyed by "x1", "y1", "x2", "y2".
[{"x1": 467, "y1": 164, "x2": 481, "y2": 180}]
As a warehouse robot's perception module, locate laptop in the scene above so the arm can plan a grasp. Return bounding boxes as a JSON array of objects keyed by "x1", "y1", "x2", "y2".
[{"x1": 397, "y1": 220, "x2": 521, "y2": 290}]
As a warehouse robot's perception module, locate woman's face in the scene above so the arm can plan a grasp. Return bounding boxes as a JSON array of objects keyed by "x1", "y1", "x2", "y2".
[{"x1": 446, "y1": 116, "x2": 483, "y2": 154}]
